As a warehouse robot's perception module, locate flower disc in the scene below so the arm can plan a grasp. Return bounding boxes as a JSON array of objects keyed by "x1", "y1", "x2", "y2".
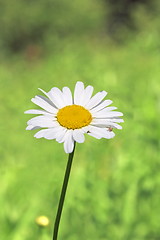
[{"x1": 57, "y1": 105, "x2": 92, "y2": 129}]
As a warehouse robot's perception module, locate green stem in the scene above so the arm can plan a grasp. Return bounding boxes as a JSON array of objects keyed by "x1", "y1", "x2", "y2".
[{"x1": 52, "y1": 143, "x2": 76, "y2": 240}]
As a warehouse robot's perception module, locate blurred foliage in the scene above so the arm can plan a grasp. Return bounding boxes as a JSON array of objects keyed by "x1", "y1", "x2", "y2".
[
  {"x1": 0, "y1": 0, "x2": 160, "y2": 240},
  {"x1": 104, "y1": 0, "x2": 155, "y2": 38},
  {"x1": 0, "y1": 0, "x2": 159, "y2": 55},
  {"x1": 0, "y1": 0, "x2": 104, "y2": 54}
]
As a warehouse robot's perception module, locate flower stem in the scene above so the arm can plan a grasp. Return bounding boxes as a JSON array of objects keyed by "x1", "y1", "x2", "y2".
[{"x1": 52, "y1": 143, "x2": 76, "y2": 240}]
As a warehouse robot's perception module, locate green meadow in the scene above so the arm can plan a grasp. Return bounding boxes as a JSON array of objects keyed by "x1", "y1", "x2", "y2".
[{"x1": 0, "y1": 1, "x2": 160, "y2": 239}]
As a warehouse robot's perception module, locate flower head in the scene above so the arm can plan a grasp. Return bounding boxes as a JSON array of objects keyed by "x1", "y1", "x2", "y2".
[{"x1": 25, "y1": 82, "x2": 123, "y2": 153}]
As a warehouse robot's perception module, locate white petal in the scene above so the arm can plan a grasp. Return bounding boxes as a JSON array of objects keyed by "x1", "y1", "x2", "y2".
[
  {"x1": 82, "y1": 85, "x2": 94, "y2": 106},
  {"x1": 73, "y1": 129, "x2": 85, "y2": 143},
  {"x1": 38, "y1": 88, "x2": 56, "y2": 102},
  {"x1": 87, "y1": 126, "x2": 103, "y2": 139},
  {"x1": 37, "y1": 95, "x2": 59, "y2": 110},
  {"x1": 63, "y1": 130, "x2": 74, "y2": 153},
  {"x1": 35, "y1": 127, "x2": 65, "y2": 140},
  {"x1": 107, "y1": 131, "x2": 115, "y2": 138},
  {"x1": 26, "y1": 125, "x2": 33, "y2": 130},
  {"x1": 26, "y1": 125, "x2": 40, "y2": 130},
  {"x1": 27, "y1": 115, "x2": 53, "y2": 123},
  {"x1": 92, "y1": 109, "x2": 123, "y2": 118},
  {"x1": 104, "y1": 106, "x2": 117, "y2": 111},
  {"x1": 38, "y1": 88, "x2": 50, "y2": 97},
  {"x1": 49, "y1": 87, "x2": 66, "y2": 108},
  {"x1": 62, "y1": 87, "x2": 73, "y2": 105},
  {"x1": 92, "y1": 109, "x2": 119, "y2": 118},
  {"x1": 31, "y1": 96, "x2": 58, "y2": 114},
  {"x1": 27, "y1": 116, "x2": 59, "y2": 128},
  {"x1": 74, "y1": 81, "x2": 85, "y2": 104},
  {"x1": 56, "y1": 127, "x2": 67, "y2": 143},
  {"x1": 88, "y1": 126, "x2": 115, "y2": 139},
  {"x1": 88, "y1": 126, "x2": 106, "y2": 137},
  {"x1": 44, "y1": 128, "x2": 61, "y2": 140},
  {"x1": 109, "y1": 118, "x2": 124, "y2": 123},
  {"x1": 90, "y1": 100, "x2": 113, "y2": 113},
  {"x1": 34, "y1": 129, "x2": 52, "y2": 138},
  {"x1": 38, "y1": 88, "x2": 57, "y2": 109},
  {"x1": 88, "y1": 132, "x2": 102, "y2": 139},
  {"x1": 105, "y1": 111, "x2": 123, "y2": 117},
  {"x1": 85, "y1": 91, "x2": 107, "y2": 110},
  {"x1": 110, "y1": 122, "x2": 122, "y2": 129},
  {"x1": 77, "y1": 85, "x2": 94, "y2": 106},
  {"x1": 24, "y1": 109, "x2": 53, "y2": 116},
  {"x1": 91, "y1": 119, "x2": 122, "y2": 129},
  {"x1": 81, "y1": 126, "x2": 90, "y2": 133}
]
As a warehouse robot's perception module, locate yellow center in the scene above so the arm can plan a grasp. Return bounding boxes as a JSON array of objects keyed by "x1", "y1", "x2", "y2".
[{"x1": 57, "y1": 105, "x2": 92, "y2": 129}]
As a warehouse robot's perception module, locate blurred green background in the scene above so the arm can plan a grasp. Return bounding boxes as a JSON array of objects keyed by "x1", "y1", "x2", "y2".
[{"x1": 0, "y1": 0, "x2": 160, "y2": 239}]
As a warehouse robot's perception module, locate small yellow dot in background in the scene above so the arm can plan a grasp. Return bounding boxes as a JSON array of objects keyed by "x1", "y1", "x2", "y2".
[{"x1": 35, "y1": 216, "x2": 50, "y2": 227}]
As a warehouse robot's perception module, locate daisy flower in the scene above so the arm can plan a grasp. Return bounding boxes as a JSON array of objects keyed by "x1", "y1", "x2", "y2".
[{"x1": 25, "y1": 81, "x2": 123, "y2": 153}]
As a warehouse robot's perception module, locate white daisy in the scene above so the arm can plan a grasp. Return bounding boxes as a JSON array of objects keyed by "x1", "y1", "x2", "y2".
[{"x1": 25, "y1": 81, "x2": 123, "y2": 153}]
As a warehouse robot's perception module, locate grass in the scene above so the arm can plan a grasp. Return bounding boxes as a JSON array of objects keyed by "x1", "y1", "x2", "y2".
[{"x1": 0, "y1": 31, "x2": 160, "y2": 240}]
